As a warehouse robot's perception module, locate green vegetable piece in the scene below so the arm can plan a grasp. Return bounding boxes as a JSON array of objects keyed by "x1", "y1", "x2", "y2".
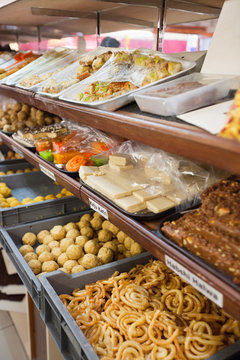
[
  {"x1": 39, "y1": 150, "x2": 53, "y2": 162},
  {"x1": 90, "y1": 155, "x2": 109, "y2": 166}
]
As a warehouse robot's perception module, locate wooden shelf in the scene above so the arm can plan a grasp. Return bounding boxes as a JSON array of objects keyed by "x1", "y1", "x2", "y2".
[
  {"x1": 0, "y1": 84, "x2": 239, "y2": 175},
  {"x1": 0, "y1": 131, "x2": 239, "y2": 320}
]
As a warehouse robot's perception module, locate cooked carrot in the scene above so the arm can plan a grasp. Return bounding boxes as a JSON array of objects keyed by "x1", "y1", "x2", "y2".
[{"x1": 65, "y1": 154, "x2": 87, "y2": 172}]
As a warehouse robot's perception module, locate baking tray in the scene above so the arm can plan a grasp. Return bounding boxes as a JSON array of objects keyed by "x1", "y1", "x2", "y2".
[
  {"x1": 0, "y1": 171, "x2": 88, "y2": 227},
  {"x1": 59, "y1": 51, "x2": 196, "y2": 111},
  {"x1": 0, "y1": 143, "x2": 24, "y2": 163},
  {"x1": 0, "y1": 211, "x2": 92, "y2": 309},
  {"x1": 40, "y1": 252, "x2": 240, "y2": 360},
  {"x1": 81, "y1": 180, "x2": 200, "y2": 221},
  {"x1": 35, "y1": 153, "x2": 78, "y2": 178},
  {"x1": 157, "y1": 208, "x2": 240, "y2": 292},
  {"x1": 0, "y1": 161, "x2": 36, "y2": 174}
]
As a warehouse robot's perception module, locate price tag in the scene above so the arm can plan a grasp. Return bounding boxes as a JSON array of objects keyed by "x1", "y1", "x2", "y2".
[
  {"x1": 39, "y1": 164, "x2": 56, "y2": 181},
  {"x1": 11, "y1": 145, "x2": 23, "y2": 157},
  {"x1": 89, "y1": 198, "x2": 108, "y2": 220},
  {"x1": 165, "y1": 255, "x2": 223, "y2": 307}
]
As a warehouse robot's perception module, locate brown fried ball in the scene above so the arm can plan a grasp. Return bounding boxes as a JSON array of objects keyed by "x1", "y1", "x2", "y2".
[
  {"x1": 13, "y1": 103, "x2": 22, "y2": 112},
  {"x1": 117, "y1": 244, "x2": 126, "y2": 254},
  {"x1": 75, "y1": 235, "x2": 88, "y2": 248},
  {"x1": 64, "y1": 222, "x2": 78, "y2": 232},
  {"x1": 63, "y1": 260, "x2": 78, "y2": 272},
  {"x1": 37, "y1": 229, "x2": 50, "y2": 243},
  {"x1": 38, "y1": 251, "x2": 54, "y2": 263},
  {"x1": 97, "y1": 247, "x2": 114, "y2": 264},
  {"x1": 43, "y1": 234, "x2": 54, "y2": 246},
  {"x1": 36, "y1": 244, "x2": 50, "y2": 256},
  {"x1": 66, "y1": 229, "x2": 80, "y2": 240},
  {"x1": 17, "y1": 111, "x2": 27, "y2": 122},
  {"x1": 130, "y1": 242, "x2": 143, "y2": 256},
  {"x1": 28, "y1": 259, "x2": 42, "y2": 274},
  {"x1": 80, "y1": 226, "x2": 94, "y2": 239},
  {"x1": 57, "y1": 253, "x2": 69, "y2": 266},
  {"x1": 44, "y1": 116, "x2": 53, "y2": 125},
  {"x1": 66, "y1": 244, "x2": 83, "y2": 260},
  {"x1": 116, "y1": 254, "x2": 125, "y2": 261},
  {"x1": 84, "y1": 240, "x2": 100, "y2": 255},
  {"x1": 24, "y1": 252, "x2": 38, "y2": 262},
  {"x1": 103, "y1": 241, "x2": 118, "y2": 254},
  {"x1": 42, "y1": 260, "x2": 59, "y2": 273},
  {"x1": 50, "y1": 225, "x2": 66, "y2": 240},
  {"x1": 124, "y1": 237, "x2": 135, "y2": 250},
  {"x1": 58, "y1": 267, "x2": 70, "y2": 274},
  {"x1": 93, "y1": 212, "x2": 104, "y2": 219},
  {"x1": 90, "y1": 217, "x2": 103, "y2": 230},
  {"x1": 81, "y1": 254, "x2": 100, "y2": 269},
  {"x1": 77, "y1": 220, "x2": 91, "y2": 229},
  {"x1": 71, "y1": 265, "x2": 85, "y2": 274},
  {"x1": 98, "y1": 229, "x2": 112, "y2": 243},
  {"x1": 123, "y1": 250, "x2": 132, "y2": 258},
  {"x1": 117, "y1": 231, "x2": 126, "y2": 243},
  {"x1": 48, "y1": 240, "x2": 60, "y2": 250},
  {"x1": 80, "y1": 213, "x2": 92, "y2": 222},
  {"x1": 19, "y1": 244, "x2": 34, "y2": 256},
  {"x1": 21, "y1": 104, "x2": 30, "y2": 114},
  {"x1": 51, "y1": 247, "x2": 62, "y2": 261},
  {"x1": 60, "y1": 238, "x2": 74, "y2": 252}
]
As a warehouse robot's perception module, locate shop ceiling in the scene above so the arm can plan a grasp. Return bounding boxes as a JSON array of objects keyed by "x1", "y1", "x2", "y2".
[{"x1": 0, "y1": 0, "x2": 224, "y2": 43}]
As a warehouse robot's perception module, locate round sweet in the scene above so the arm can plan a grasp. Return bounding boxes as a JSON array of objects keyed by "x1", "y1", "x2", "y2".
[
  {"x1": 42, "y1": 260, "x2": 59, "y2": 273},
  {"x1": 124, "y1": 237, "x2": 135, "y2": 250},
  {"x1": 124, "y1": 250, "x2": 132, "y2": 258},
  {"x1": 9, "y1": 200, "x2": 21, "y2": 207},
  {"x1": 66, "y1": 229, "x2": 80, "y2": 240},
  {"x1": 81, "y1": 254, "x2": 100, "y2": 269},
  {"x1": 50, "y1": 225, "x2": 66, "y2": 240},
  {"x1": 24, "y1": 252, "x2": 38, "y2": 262},
  {"x1": 38, "y1": 251, "x2": 54, "y2": 263},
  {"x1": 75, "y1": 235, "x2": 88, "y2": 248},
  {"x1": 90, "y1": 217, "x2": 103, "y2": 230},
  {"x1": 60, "y1": 238, "x2": 74, "y2": 252},
  {"x1": 22, "y1": 198, "x2": 33, "y2": 205},
  {"x1": 116, "y1": 253, "x2": 125, "y2": 261},
  {"x1": 117, "y1": 231, "x2": 126, "y2": 243},
  {"x1": 98, "y1": 229, "x2": 112, "y2": 243},
  {"x1": 19, "y1": 244, "x2": 34, "y2": 256},
  {"x1": 93, "y1": 212, "x2": 103, "y2": 219},
  {"x1": 71, "y1": 265, "x2": 85, "y2": 274},
  {"x1": 34, "y1": 196, "x2": 44, "y2": 202},
  {"x1": 76, "y1": 220, "x2": 90, "y2": 229},
  {"x1": 97, "y1": 247, "x2": 114, "y2": 264},
  {"x1": 57, "y1": 253, "x2": 69, "y2": 266},
  {"x1": 45, "y1": 194, "x2": 55, "y2": 200},
  {"x1": 51, "y1": 247, "x2": 62, "y2": 261},
  {"x1": 80, "y1": 213, "x2": 92, "y2": 222},
  {"x1": 24, "y1": 168, "x2": 32, "y2": 173},
  {"x1": 22, "y1": 232, "x2": 37, "y2": 246},
  {"x1": 130, "y1": 242, "x2": 143, "y2": 256},
  {"x1": 66, "y1": 244, "x2": 83, "y2": 260},
  {"x1": 84, "y1": 240, "x2": 100, "y2": 255},
  {"x1": 80, "y1": 226, "x2": 94, "y2": 239},
  {"x1": 36, "y1": 244, "x2": 50, "y2": 256},
  {"x1": 64, "y1": 222, "x2": 78, "y2": 232},
  {"x1": 103, "y1": 241, "x2": 118, "y2": 254},
  {"x1": 58, "y1": 267, "x2": 70, "y2": 274},
  {"x1": 36, "y1": 272, "x2": 48, "y2": 278},
  {"x1": 117, "y1": 244, "x2": 126, "y2": 254},
  {"x1": 63, "y1": 260, "x2": 78, "y2": 272},
  {"x1": 37, "y1": 230, "x2": 50, "y2": 244},
  {"x1": 42, "y1": 234, "x2": 54, "y2": 246},
  {"x1": 48, "y1": 240, "x2": 60, "y2": 250},
  {"x1": 28, "y1": 259, "x2": 42, "y2": 275}
]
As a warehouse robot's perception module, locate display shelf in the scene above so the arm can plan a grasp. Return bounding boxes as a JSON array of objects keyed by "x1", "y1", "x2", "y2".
[
  {"x1": 0, "y1": 131, "x2": 239, "y2": 320},
  {"x1": 0, "y1": 84, "x2": 239, "y2": 175}
]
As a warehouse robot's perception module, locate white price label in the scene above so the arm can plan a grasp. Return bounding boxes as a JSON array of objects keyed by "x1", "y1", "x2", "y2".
[
  {"x1": 39, "y1": 164, "x2": 56, "y2": 181},
  {"x1": 89, "y1": 198, "x2": 108, "y2": 220},
  {"x1": 165, "y1": 255, "x2": 223, "y2": 307},
  {"x1": 11, "y1": 145, "x2": 23, "y2": 157}
]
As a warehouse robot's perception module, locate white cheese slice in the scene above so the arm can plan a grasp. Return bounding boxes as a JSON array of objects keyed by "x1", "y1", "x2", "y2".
[
  {"x1": 79, "y1": 166, "x2": 101, "y2": 181},
  {"x1": 109, "y1": 163, "x2": 133, "y2": 172},
  {"x1": 115, "y1": 196, "x2": 146, "y2": 213},
  {"x1": 133, "y1": 188, "x2": 160, "y2": 201},
  {"x1": 146, "y1": 196, "x2": 174, "y2": 213},
  {"x1": 109, "y1": 154, "x2": 130, "y2": 166},
  {"x1": 86, "y1": 175, "x2": 132, "y2": 199}
]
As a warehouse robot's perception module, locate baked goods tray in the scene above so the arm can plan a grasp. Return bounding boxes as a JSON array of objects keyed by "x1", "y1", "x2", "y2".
[
  {"x1": 40, "y1": 252, "x2": 240, "y2": 360},
  {"x1": 59, "y1": 51, "x2": 196, "y2": 111},
  {"x1": 35, "y1": 153, "x2": 79, "y2": 178},
  {"x1": 0, "y1": 161, "x2": 36, "y2": 173},
  {"x1": 81, "y1": 180, "x2": 200, "y2": 221},
  {"x1": 0, "y1": 211, "x2": 92, "y2": 310},
  {"x1": 157, "y1": 208, "x2": 240, "y2": 292}
]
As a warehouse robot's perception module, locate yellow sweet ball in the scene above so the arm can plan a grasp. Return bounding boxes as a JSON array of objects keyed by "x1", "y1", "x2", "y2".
[
  {"x1": 22, "y1": 232, "x2": 37, "y2": 246},
  {"x1": 56, "y1": 193, "x2": 64, "y2": 198},
  {"x1": 36, "y1": 244, "x2": 50, "y2": 256},
  {"x1": 84, "y1": 240, "x2": 99, "y2": 255},
  {"x1": 38, "y1": 251, "x2": 54, "y2": 263},
  {"x1": 9, "y1": 200, "x2": 21, "y2": 207},
  {"x1": 71, "y1": 265, "x2": 85, "y2": 274},
  {"x1": 45, "y1": 194, "x2": 55, "y2": 200},
  {"x1": 32, "y1": 168, "x2": 39, "y2": 172},
  {"x1": 37, "y1": 230, "x2": 50, "y2": 244},
  {"x1": 65, "y1": 190, "x2": 73, "y2": 196},
  {"x1": 0, "y1": 171, "x2": 5, "y2": 175},
  {"x1": 24, "y1": 252, "x2": 38, "y2": 262},
  {"x1": 6, "y1": 170, "x2": 14, "y2": 175},
  {"x1": 6, "y1": 197, "x2": 17, "y2": 204},
  {"x1": 24, "y1": 168, "x2": 32, "y2": 173},
  {"x1": 58, "y1": 267, "x2": 70, "y2": 274},
  {"x1": 51, "y1": 247, "x2": 62, "y2": 261},
  {"x1": 0, "y1": 202, "x2": 9, "y2": 208},
  {"x1": 75, "y1": 235, "x2": 88, "y2": 248},
  {"x1": 34, "y1": 196, "x2": 45, "y2": 202},
  {"x1": 61, "y1": 188, "x2": 68, "y2": 195},
  {"x1": 63, "y1": 260, "x2": 78, "y2": 272},
  {"x1": 60, "y1": 238, "x2": 74, "y2": 252},
  {"x1": 66, "y1": 244, "x2": 83, "y2": 260},
  {"x1": 50, "y1": 225, "x2": 66, "y2": 240},
  {"x1": 64, "y1": 222, "x2": 78, "y2": 232},
  {"x1": 16, "y1": 169, "x2": 23, "y2": 174},
  {"x1": 19, "y1": 244, "x2": 34, "y2": 256},
  {"x1": 80, "y1": 213, "x2": 93, "y2": 222},
  {"x1": 48, "y1": 240, "x2": 60, "y2": 250},
  {"x1": 57, "y1": 253, "x2": 69, "y2": 266},
  {"x1": 81, "y1": 254, "x2": 100, "y2": 269},
  {"x1": 42, "y1": 260, "x2": 59, "y2": 273},
  {"x1": 22, "y1": 197, "x2": 33, "y2": 205},
  {"x1": 66, "y1": 229, "x2": 80, "y2": 240},
  {"x1": 43, "y1": 234, "x2": 54, "y2": 246},
  {"x1": 28, "y1": 259, "x2": 42, "y2": 275}
]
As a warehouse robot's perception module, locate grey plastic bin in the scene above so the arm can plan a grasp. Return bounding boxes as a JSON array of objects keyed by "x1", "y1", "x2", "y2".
[
  {"x1": 40, "y1": 253, "x2": 240, "y2": 360},
  {"x1": 0, "y1": 211, "x2": 92, "y2": 310},
  {"x1": 0, "y1": 171, "x2": 88, "y2": 227},
  {"x1": 0, "y1": 161, "x2": 35, "y2": 173}
]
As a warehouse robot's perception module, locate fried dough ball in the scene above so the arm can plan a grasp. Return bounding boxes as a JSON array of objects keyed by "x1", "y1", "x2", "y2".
[
  {"x1": 22, "y1": 104, "x2": 30, "y2": 114},
  {"x1": 81, "y1": 254, "x2": 100, "y2": 269},
  {"x1": 90, "y1": 217, "x2": 103, "y2": 230},
  {"x1": 117, "y1": 231, "x2": 126, "y2": 243},
  {"x1": 0, "y1": 186, "x2": 11, "y2": 197},
  {"x1": 124, "y1": 236, "x2": 135, "y2": 250},
  {"x1": 53, "y1": 115, "x2": 61, "y2": 123},
  {"x1": 80, "y1": 226, "x2": 94, "y2": 239},
  {"x1": 77, "y1": 220, "x2": 90, "y2": 229},
  {"x1": 124, "y1": 250, "x2": 132, "y2": 258},
  {"x1": 36, "y1": 109, "x2": 44, "y2": 122},
  {"x1": 38, "y1": 251, "x2": 54, "y2": 263},
  {"x1": 36, "y1": 244, "x2": 50, "y2": 256},
  {"x1": 0, "y1": 171, "x2": 4, "y2": 175},
  {"x1": 93, "y1": 212, "x2": 103, "y2": 219},
  {"x1": 66, "y1": 229, "x2": 80, "y2": 240},
  {"x1": 22, "y1": 232, "x2": 37, "y2": 246},
  {"x1": 75, "y1": 235, "x2": 88, "y2": 247},
  {"x1": 10, "y1": 200, "x2": 21, "y2": 207},
  {"x1": 71, "y1": 265, "x2": 85, "y2": 274},
  {"x1": 80, "y1": 213, "x2": 92, "y2": 222},
  {"x1": 109, "y1": 223, "x2": 119, "y2": 236},
  {"x1": 6, "y1": 196, "x2": 17, "y2": 203},
  {"x1": 63, "y1": 260, "x2": 78, "y2": 272},
  {"x1": 28, "y1": 259, "x2": 42, "y2": 274},
  {"x1": 56, "y1": 193, "x2": 64, "y2": 199},
  {"x1": 117, "y1": 244, "x2": 126, "y2": 254},
  {"x1": 3, "y1": 124, "x2": 13, "y2": 133},
  {"x1": 50, "y1": 225, "x2": 66, "y2": 240},
  {"x1": 42, "y1": 260, "x2": 59, "y2": 273},
  {"x1": 37, "y1": 230, "x2": 50, "y2": 243},
  {"x1": 103, "y1": 241, "x2": 118, "y2": 254},
  {"x1": 57, "y1": 253, "x2": 69, "y2": 266},
  {"x1": 19, "y1": 245, "x2": 33, "y2": 256},
  {"x1": 48, "y1": 240, "x2": 60, "y2": 250},
  {"x1": 116, "y1": 254, "x2": 125, "y2": 261},
  {"x1": 13, "y1": 103, "x2": 22, "y2": 112},
  {"x1": 58, "y1": 267, "x2": 70, "y2": 274},
  {"x1": 34, "y1": 196, "x2": 45, "y2": 202},
  {"x1": 24, "y1": 168, "x2": 32, "y2": 173},
  {"x1": 44, "y1": 116, "x2": 53, "y2": 125},
  {"x1": 51, "y1": 247, "x2": 62, "y2": 261},
  {"x1": 98, "y1": 247, "x2": 114, "y2": 264},
  {"x1": 37, "y1": 272, "x2": 48, "y2": 278},
  {"x1": 98, "y1": 229, "x2": 112, "y2": 243},
  {"x1": 64, "y1": 222, "x2": 78, "y2": 232},
  {"x1": 17, "y1": 111, "x2": 27, "y2": 122},
  {"x1": 84, "y1": 240, "x2": 100, "y2": 255},
  {"x1": 43, "y1": 234, "x2": 54, "y2": 246},
  {"x1": 66, "y1": 244, "x2": 83, "y2": 260},
  {"x1": 15, "y1": 169, "x2": 23, "y2": 174},
  {"x1": 22, "y1": 197, "x2": 33, "y2": 205},
  {"x1": 45, "y1": 194, "x2": 55, "y2": 200},
  {"x1": 130, "y1": 242, "x2": 143, "y2": 256},
  {"x1": 24, "y1": 252, "x2": 38, "y2": 262},
  {"x1": 60, "y1": 238, "x2": 74, "y2": 252}
]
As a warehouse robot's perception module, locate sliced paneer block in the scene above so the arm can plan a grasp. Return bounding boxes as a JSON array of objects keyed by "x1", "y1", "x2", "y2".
[
  {"x1": 133, "y1": 188, "x2": 160, "y2": 201},
  {"x1": 109, "y1": 154, "x2": 130, "y2": 166},
  {"x1": 146, "y1": 196, "x2": 174, "y2": 213},
  {"x1": 115, "y1": 196, "x2": 146, "y2": 213},
  {"x1": 79, "y1": 166, "x2": 101, "y2": 180},
  {"x1": 109, "y1": 163, "x2": 133, "y2": 172},
  {"x1": 144, "y1": 167, "x2": 172, "y2": 184},
  {"x1": 166, "y1": 191, "x2": 187, "y2": 205},
  {"x1": 86, "y1": 175, "x2": 131, "y2": 199}
]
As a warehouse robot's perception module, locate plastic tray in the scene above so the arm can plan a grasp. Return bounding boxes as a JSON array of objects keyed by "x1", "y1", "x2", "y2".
[
  {"x1": 0, "y1": 171, "x2": 87, "y2": 227},
  {"x1": 134, "y1": 72, "x2": 235, "y2": 116},
  {"x1": 157, "y1": 208, "x2": 240, "y2": 292},
  {"x1": 0, "y1": 211, "x2": 92, "y2": 310},
  {"x1": 59, "y1": 52, "x2": 196, "y2": 111},
  {"x1": 40, "y1": 252, "x2": 240, "y2": 360}
]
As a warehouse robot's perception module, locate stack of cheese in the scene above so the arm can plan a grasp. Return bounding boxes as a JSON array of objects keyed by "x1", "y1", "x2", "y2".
[{"x1": 80, "y1": 153, "x2": 189, "y2": 214}]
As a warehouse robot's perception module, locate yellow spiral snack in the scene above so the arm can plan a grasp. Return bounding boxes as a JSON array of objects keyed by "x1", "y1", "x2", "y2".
[{"x1": 59, "y1": 259, "x2": 240, "y2": 359}]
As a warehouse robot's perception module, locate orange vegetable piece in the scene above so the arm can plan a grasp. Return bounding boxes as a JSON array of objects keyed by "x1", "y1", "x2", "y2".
[
  {"x1": 66, "y1": 154, "x2": 87, "y2": 172},
  {"x1": 91, "y1": 141, "x2": 109, "y2": 154}
]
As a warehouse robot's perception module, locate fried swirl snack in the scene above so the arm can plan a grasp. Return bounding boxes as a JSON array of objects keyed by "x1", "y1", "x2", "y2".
[{"x1": 60, "y1": 259, "x2": 240, "y2": 359}]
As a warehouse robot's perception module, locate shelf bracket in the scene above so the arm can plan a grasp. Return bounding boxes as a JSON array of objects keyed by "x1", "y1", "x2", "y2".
[{"x1": 156, "y1": 0, "x2": 166, "y2": 51}]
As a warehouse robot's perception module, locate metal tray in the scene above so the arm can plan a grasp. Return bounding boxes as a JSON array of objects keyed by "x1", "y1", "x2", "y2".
[
  {"x1": 0, "y1": 161, "x2": 36, "y2": 174},
  {"x1": 40, "y1": 252, "x2": 240, "y2": 360},
  {"x1": 59, "y1": 52, "x2": 196, "y2": 111},
  {"x1": 0, "y1": 211, "x2": 92, "y2": 310},
  {"x1": 35, "y1": 153, "x2": 78, "y2": 178},
  {"x1": 157, "y1": 208, "x2": 240, "y2": 292},
  {"x1": 0, "y1": 172, "x2": 87, "y2": 227}
]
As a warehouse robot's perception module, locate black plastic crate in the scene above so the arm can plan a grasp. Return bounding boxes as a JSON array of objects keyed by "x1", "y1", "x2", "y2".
[
  {"x1": 40, "y1": 253, "x2": 240, "y2": 360},
  {"x1": 0, "y1": 211, "x2": 92, "y2": 310},
  {"x1": 0, "y1": 161, "x2": 36, "y2": 173}
]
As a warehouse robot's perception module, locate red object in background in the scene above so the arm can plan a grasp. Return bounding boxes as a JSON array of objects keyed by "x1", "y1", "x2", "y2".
[{"x1": 35, "y1": 139, "x2": 52, "y2": 153}]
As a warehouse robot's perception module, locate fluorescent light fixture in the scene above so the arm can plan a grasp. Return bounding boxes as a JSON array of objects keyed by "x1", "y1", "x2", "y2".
[{"x1": 0, "y1": 0, "x2": 17, "y2": 8}]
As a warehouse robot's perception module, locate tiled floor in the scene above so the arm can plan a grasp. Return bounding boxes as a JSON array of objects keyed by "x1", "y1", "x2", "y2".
[{"x1": 0, "y1": 310, "x2": 28, "y2": 360}]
